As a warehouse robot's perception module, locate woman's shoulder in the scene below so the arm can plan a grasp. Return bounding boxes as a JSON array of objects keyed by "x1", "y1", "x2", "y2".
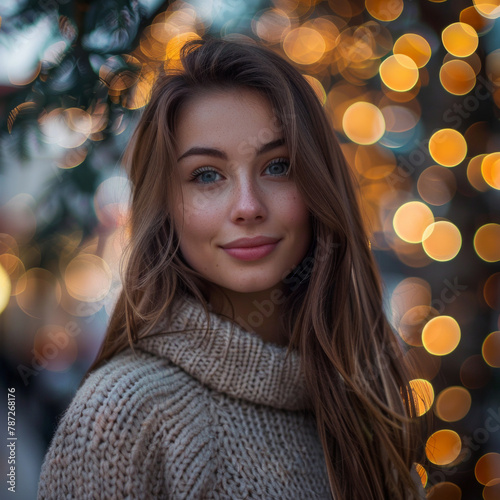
[{"x1": 37, "y1": 347, "x2": 210, "y2": 499}]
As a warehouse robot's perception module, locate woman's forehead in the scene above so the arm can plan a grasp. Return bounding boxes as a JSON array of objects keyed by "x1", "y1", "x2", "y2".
[{"x1": 174, "y1": 89, "x2": 284, "y2": 159}]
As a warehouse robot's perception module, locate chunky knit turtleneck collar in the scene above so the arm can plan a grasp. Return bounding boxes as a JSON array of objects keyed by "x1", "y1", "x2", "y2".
[{"x1": 135, "y1": 294, "x2": 310, "y2": 411}]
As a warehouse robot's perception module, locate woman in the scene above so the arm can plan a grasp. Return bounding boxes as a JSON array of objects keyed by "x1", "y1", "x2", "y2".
[{"x1": 38, "y1": 36, "x2": 426, "y2": 499}]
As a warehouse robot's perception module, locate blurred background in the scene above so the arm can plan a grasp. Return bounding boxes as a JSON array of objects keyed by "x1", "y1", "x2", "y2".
[{"x1": 0, "y1": 0, "x2": 499, "y2": 498}]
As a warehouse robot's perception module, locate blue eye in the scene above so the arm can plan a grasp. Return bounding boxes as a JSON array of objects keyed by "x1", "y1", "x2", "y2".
[
  {"x1": 189, "y1": 167, "x2": 222, "y2": 184},
  {"x1": 189, "y1": 158, "x2": 290, "y2": 185},
  {"x1": 265, "y1": 158, "x2": 290, "y2": 177}
]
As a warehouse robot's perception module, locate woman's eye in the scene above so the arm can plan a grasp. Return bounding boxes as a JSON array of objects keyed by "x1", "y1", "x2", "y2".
[
  {"x1": 265, "y1": 158, "x2": 290, "y2": 177},
  {"x1": 189, "y1": 158, "x2": 290, "y2": 184},
  {"x1": 189, "y1": 168, "x2": 222, "y2": 184}
]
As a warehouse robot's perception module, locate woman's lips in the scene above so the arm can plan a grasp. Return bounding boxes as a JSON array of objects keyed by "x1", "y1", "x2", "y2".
[{"x1": 222, "y1": 241, "x2": 280, "y2": 261}]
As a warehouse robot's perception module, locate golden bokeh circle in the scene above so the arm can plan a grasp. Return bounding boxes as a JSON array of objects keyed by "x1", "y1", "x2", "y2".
[
  {"x1": 283, "y1": 27, "x2": 326, "y2": 65},
  {"x1": 65, "y1": 254, "x2": 113, "y2": 303},
  {"x1": 429, "y1": 129, "x2": 467, "y2": 167},
  {"x1": 399, "y1": 305, "x2": 439, "y2": 346},
  {"x1": 481, "y1": 152, "x2": 500, "y2": 189},
  {"x1": 342, "y1": 101, "x2": 385, "y2": 145},
  {"x1": 0, "y1": 263, "x2": 11, "y2": 314},
  {"x1": 393, "y1": 34, "x2": 431, "y2": 68},
  {"x1": 393, "y1": 201, "x2": 434, "y2": 244},
  {"x1": 474, "y1": 224, "x2": 500, "y2": 262},
  {"x1": 467, "y1": 154, "x2": 490, "y2": 191},
  {"x1": 408, "y1": 378, "x2": 435, "y2": 416},
  {"x1": 422, "y1": 315, "x2": 461, "y2": 355},
  {"x1": 475, "y1": 452, "x2": 500, "y2": 485},
  {"x1": 0, "y1": 254, "x2": 26, "y2": 296},
  {"x1": 473, "y1": 0, "x2": 500, "y2": 19},
  {"x1": 422, "y1": 221, "x2": 462, "y2": 262},
  {"x1": 427, "y1": 481, "x2": 462, "y2": 499},
  {"x1": 426, "y1": 429, "x2": 462, "y2": 465},
  {"x1": 435, "y1": 386, "x2": 471, "y2": 422},
  {"x1": 440, "y1": 59, "x2": 476, "y2": 95},
  {"x1": 365, "y1": 0, "x2": 404, "y2": 21},
  {"x1": 415, "y1": 463, "x2": 428, "y2": 487},
  {"x1": 460, "y1": 6, "x2": 496, "y2": 34},
  {"x1": 417, "y1": 165, "x2": 457, "y2": 206},
  {"x1": 442, "y1": 22, "x2": 479, "y2": 57},
  {"x1": 483, "y1": 481, "x2": 500, "y2": 500},
  {"x1": 379, "y1": 54, "x2": 419, "y2": 92},
  {"x1": 482, "y1": 331, "x2": 500, "y2": 367}
]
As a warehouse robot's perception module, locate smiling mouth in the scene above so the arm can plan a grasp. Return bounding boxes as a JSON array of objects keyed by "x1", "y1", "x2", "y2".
[{"x1": 221, "y1": 241, "x2": 280, "y2": 261}]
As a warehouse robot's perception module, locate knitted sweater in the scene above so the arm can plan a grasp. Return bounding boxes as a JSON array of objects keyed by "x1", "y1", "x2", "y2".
[{"x1": 37, "y1": 294, "x2": 332, "y2": 499}]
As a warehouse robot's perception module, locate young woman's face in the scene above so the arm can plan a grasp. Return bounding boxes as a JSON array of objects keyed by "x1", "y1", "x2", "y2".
[{"x1": 172, "y1": 88, "x2": 312, "y2": 294}]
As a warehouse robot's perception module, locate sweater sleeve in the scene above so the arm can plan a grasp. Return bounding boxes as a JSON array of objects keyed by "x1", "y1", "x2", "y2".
[{"x1": 37, "y1": 351, "x2": 173, "y2": 499}]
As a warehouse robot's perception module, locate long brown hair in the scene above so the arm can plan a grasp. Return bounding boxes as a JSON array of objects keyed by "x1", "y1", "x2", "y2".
[{"x1": 85, "y1": 35, "x2": 426, "y2": 499}]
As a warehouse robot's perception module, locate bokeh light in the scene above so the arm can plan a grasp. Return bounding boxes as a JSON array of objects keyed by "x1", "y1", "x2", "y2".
[
  {"x1": 467, "y1": 154, "x2": 490, "y2": 191},
  {"x1": 354, "y1": 144, "x2": 396, "y2": 180},
  {"x1": 393, "y1": 34, "x2": 431, "y2": 68},
  {"x1": 15, "y1": 268, "x2": 62, "y2": 318},
  {"x1": 417, "y1": 165, "x2": 457, "y2": 206},
  {"x1": 65, "y1": 254, "x2": 113, "y2": 303},
  {"x1": 379, "y1": 54, "x2": 419, "y2": 92},
  {"x1": 0, "y1": 263, "x2": 11, "y2": 314},
  {"x1": 422, "y1": 221, "x2": 462, "y2": 262},
  {"x1": 422, "y1": 315, "x2": 461, "y2": 355},
  {"x1": 0, "y1": 253, "x2": 26, "y2": 296},
  {"x1": 283, "y1": 27, "x2": 326, "y2": 65},
  {"x1": 435, "y1": 386, "x2": 472, "y2": 422},
  {"x1": 442, "y1": 22, "x2": 479, "y2": 58},
  {"x1": 473, "y1": 0, "x2": 500, "y2": 19},
  {"x1": 482, "y1": 331, "x2": 500, "y2": 367},
  {"x1": 486, "y1": 49, "x2": 500, "y2": 86},
  {"x1": 483, "y1": 273, "x2": 500, "y2": 310},
  {"x1": 429, "y1": 129, "x2": 467, "y2": 167},
  {"x1": 342, "y1": 101, "x2": 385, "y2": 145},
  {"x1": 427, "y1": 481, "x2": 462, "y2": 499},
  {"x1": 393, "y1": 201, "x2": 434, "y2": 244},
  {"x1": 391, "y1": 277, "x2": 432, "y2": 324},
  {"x1": 399, "y1": 305, "x2": 439, "y2": 346},
  {"x1": 483, "y1": 481, "x2": 500, "y2": 500},
  {"x1": 1, "y1": 1, "x2": 499, "y2": 496},
  {"x1": 475, "y1": 453, "x2": 500, "y2": 485},
  {"x1": 474, "y1": 224, "x2": 500, "y2": 262},
  {"x1": 415, "y1": 463, "x2": 428, "y2": 487},
  {"x1": 440, "y1": 59, "x2": 476, "y2": 95},
  {"x1": 481, "y1": 152, "x2": 500, "y2": 189},
  {"x1": 426, "y1": 429, "x2": 462, "y2": 465},
  {"x1": 253, "y1": 8, "x2": 294, "y2": 45},
  {"x1": 365, "y1": 0, "x2": 404, "y2": 21},
  {"x1": 409, "y1": 378, "x2": 434, "y2": 416},
  {"x1": 460, "y1": 6, "x2": 496, "y2": 34}
]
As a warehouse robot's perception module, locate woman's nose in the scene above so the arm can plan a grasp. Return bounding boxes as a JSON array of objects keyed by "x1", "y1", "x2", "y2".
[{"x1": 230, "y1": 177, "x2": 267, "y2": 223}]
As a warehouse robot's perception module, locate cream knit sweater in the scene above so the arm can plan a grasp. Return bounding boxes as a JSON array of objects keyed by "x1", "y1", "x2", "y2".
[
  {"x1": 38, "y1": 294, "x2": 426, "y2": 499},
  {"x1": 37, "y1": 294, "x2": 333, "y2": 499}
]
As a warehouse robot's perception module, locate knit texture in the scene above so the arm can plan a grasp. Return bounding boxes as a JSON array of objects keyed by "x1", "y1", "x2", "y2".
[{"x1": 37, "y1": 294, "x2": 332, "y2": 499}]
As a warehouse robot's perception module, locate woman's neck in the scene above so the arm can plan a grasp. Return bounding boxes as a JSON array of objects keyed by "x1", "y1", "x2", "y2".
[{"x1": 208, "y1": 285, "x2": 290, "y2": 347}]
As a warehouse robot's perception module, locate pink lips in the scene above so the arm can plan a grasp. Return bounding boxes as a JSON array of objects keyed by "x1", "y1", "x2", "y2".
[{"x1": 221, "y1": 236, "x2": 281, "y2": 261}]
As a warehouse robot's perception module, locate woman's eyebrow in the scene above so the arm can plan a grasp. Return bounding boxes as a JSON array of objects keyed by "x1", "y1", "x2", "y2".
[{"x1": 177, "y1": 137, "x2": 285, "y2": 162}]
